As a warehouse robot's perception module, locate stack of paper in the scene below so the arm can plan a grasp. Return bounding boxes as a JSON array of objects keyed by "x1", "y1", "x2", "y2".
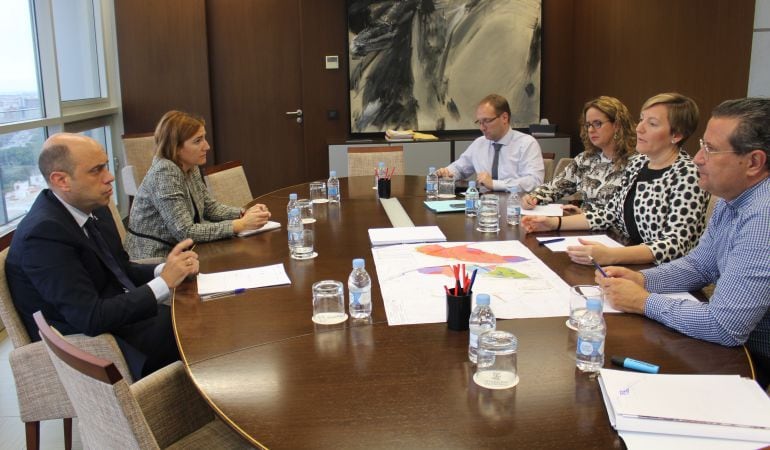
[
  {"x1": 599, "y1": 368, "x2": 770, "y2": 448},
  {"x1": 368, "y1": 226, "x2": 446, "y2": 246}
]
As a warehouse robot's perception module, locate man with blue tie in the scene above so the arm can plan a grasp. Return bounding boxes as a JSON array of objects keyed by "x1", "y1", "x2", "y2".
[
  {"x1": 436, "y1": 94, "x2": 544, "y2": 191},
  {"x1": 6, "y1": 133, "x2": 199, "y2": 379}
]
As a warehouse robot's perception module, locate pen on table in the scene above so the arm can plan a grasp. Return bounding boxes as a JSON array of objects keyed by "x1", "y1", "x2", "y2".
[
  {"x1": 200, "y1": 288, "x2": 246, "y2": 301},
  {"x1": 611, "y1": 356, "x2": 660, "y2": 374},
  {"x1": 538, "y1": 238, "x2": 565, "y2": 246},
  {"x1": 590, "y1": 256, "x2": 608, "y2": 278}
]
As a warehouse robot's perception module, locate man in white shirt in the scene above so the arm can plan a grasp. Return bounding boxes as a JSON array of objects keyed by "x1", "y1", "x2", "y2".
[{"x1": 436, "y1": 94, "x2": 544, "y2": 191}]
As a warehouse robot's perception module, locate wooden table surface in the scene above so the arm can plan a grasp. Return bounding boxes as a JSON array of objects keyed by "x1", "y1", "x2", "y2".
[{"x1": 172, "y1": 176, "x2": 752, "y2": 449}]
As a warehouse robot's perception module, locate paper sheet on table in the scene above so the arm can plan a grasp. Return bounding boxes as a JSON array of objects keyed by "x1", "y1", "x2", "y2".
[
  {"x1": 368, "y1": 226, "x2": 446, "y2": 246},
  {"x1": 197, "y1": 263, "x2": 291, "y2": 295},
  {"x1": 536, "y1": 234, "x2": 624, "y2": 251},
  {"x1": 237, "y1": 220, "x2": 281, "y2": 237},
  {"x1": 371, "y1": 240, "x2": 572, "y2": 325},
  {"x1": 599, "y1": 368, "x2": 770, "y2": 443},
  {"x1": 619, "y1": 430, "x2": 767, "y2": 450},
  {"x1": 521, "y1": 204, "x2": 564, "y2": 216}
]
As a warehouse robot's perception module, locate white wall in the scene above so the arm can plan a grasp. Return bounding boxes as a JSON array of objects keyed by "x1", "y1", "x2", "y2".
[{"x1": 748, "y1": 0, "x2": 770, "y2": 96}]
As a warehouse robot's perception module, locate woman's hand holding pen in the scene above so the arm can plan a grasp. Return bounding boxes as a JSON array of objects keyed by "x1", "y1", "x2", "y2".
[
  {"x1": 521, "y1": 194, "x2": 538, "y2": 210},
  {"x1": 233, "y1": 204, "x2": 271, "y2": 233}
]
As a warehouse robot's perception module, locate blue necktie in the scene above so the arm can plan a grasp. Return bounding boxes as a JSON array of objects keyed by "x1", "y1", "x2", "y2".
[
  {"x1": 491, "y1": 143, "x2": 503, "y2": 179},
  {"x1": 84, "y1": 217, "x2": 136, "y2": 290}
]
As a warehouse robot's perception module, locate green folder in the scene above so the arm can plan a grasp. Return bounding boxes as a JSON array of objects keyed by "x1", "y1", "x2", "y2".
[{"x1": 424, "y1": 200, "x2": 467, "y2": 213}]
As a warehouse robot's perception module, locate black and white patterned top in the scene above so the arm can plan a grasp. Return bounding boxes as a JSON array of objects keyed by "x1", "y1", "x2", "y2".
[
  {"x1": 585, "y1": 150, "x2": 710, "y2": 265},
  {"x1": 528, "y1": 151, "x2": 626, "y2": 212}
]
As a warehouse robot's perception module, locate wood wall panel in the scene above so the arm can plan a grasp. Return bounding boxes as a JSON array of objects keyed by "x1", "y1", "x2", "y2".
[{"x1": 114, "y1": 0, "x2": 213, "y2": 140}]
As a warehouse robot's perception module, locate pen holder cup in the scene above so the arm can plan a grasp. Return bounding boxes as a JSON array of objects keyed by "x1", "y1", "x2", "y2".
[
  {"x1": 446, "y1": 291, "x2": 472, "y2": 331},
  {"x1": 377, "y1": 178, "x2": 391, "y2": 199}
]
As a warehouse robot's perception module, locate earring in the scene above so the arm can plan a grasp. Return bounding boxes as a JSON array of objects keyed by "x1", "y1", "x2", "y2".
[
  {"x1": 671, "y1": 139, "x2": 676, "y2": 144},
  {"x1": 614, "y1": 132, "x2": 619, "y2": 141}
]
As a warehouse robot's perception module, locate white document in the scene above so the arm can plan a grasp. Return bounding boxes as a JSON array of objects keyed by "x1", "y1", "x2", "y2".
[
  {"x1": 371, "y1": 240, "x2": 572, "y2": 325},
  {"x1": 237, "y1": 220, "x2": 281, "y2": 237},
  {"x1": 536, "y1": 234, "x2": 624, "y2": 251},
  {"x1": 521, "y1": 204, "x2": 565, "y2": 216},
  {"x1": 619, "y1": 430, "x2": 767, "y2": 450},
  {"x1": 599, "y1": 368, "x2": 770, "y2": 442},
  {"x1": 368, "y1": 226, "x2": 446, "y2": 246},
  {"x1": 196, "y1": 263, "x2": 291, "y2": 295}
]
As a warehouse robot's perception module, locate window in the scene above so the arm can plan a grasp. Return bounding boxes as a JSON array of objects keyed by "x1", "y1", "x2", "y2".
[{"x1": 0, "y1": 0, "x2": 122, "y2": 234}]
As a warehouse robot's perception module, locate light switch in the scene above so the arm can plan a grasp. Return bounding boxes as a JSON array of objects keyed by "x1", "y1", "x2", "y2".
[{"x1": 325, "y1": 55, "x2": 339, "y2": 70}]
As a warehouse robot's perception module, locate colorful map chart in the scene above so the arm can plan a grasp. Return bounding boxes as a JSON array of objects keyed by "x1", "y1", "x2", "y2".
[{"x1": 371, "y1": 241, "x2": 573, "y2": 326}]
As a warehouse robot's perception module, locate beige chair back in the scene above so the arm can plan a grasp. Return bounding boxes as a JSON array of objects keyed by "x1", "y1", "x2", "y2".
[
  {"x1": 553, "y1": 157, "x2": 573, "y2": 180},
  {"x1": 204, "y1": 160, "x2": 254, "y2": 207},
  {"x1": 0, "y1": 247, "x2": 31, "y2": 348},
  {"x1": 35, "y1": 312, "x2": 159, "y2": 450},
  {"x1": 122, "y1": 133, "x2": 156, "y2": 191},
  {"x1": 108, "y1": 199, "x2": 127, "y2": 242},
  {"x1": 543, "y1": 158, "x2": 555, "y2": 183},
  {"x1": 347, "y1": 146, "x2": 405, "y2": 177},
  {"x1": 706, "y1": 195, "x2": 721, "y2": 223}
]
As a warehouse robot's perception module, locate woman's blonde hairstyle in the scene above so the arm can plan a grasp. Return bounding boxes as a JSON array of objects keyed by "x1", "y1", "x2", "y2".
[
  {"x1": 578, "y1": 96, "x2": 637, "y2": 169},
  {"x1": 640, "y1": 92, "x2": 699, "y2": 146},
  {"x1": 154, "y1": 110, "x2": 206, "y2": 167}
]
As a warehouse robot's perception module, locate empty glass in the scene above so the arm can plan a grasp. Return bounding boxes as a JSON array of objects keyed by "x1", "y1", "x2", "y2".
[
  {"x1": 312, "y1": 280, "x2": 347, "y2": 325},
  {"x1": 438, "y1": 175, "x2": 455, "y2": 198},
  {"x1": 475, "y1": 194, "x2": 500, "y2": 233},
  {"x1": 474, "y1": 331, "x2": 519, "y2": 389},
  {"x1": 290, "y1": 229, "x2": 315, "y2": 260},
  {"x1": 310, "y1": 181, "x2": 328, "y2": 204},
  {"x1": 296, "y1": 199, "x2": 315, "y2": 224},
  {"x1": 567, "y1": 285, "x2": 603, "y2": 330}
]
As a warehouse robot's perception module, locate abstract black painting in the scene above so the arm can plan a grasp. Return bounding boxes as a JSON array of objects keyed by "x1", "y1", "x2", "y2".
[{"x1": 348, "y1": 0, "x2": 542, "y2": 133}]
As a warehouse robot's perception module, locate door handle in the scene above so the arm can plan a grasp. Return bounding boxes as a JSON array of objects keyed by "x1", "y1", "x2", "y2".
[{"x1": 285, "y1": 109, "x2": 303, "y2": 124}]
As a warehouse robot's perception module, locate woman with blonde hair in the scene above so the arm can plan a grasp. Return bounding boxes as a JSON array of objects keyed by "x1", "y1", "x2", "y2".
[
  {"x1": 126, "y1": 111, "x2": 271, "y2": 259},
  {"x1": 522, "y1": 93, "x2": 709, "y2": 266},
  {"x1": 522, "y1": 96, "x2": 636, "y2": 213}
]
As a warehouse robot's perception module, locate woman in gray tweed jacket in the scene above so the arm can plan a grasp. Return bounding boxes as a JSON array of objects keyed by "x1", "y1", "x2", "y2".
[{"x1": 126, "y1": 111, "x2": 271, "y2": 259}]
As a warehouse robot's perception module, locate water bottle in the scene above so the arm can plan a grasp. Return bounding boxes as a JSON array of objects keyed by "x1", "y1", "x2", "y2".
[
  {"x1": 468, "y1": 293, "x2": 496, "y2": 363},
  {"x1": 327, "y1": 171, "x2": 340, "y2": 203},
  {"x1": 287, "y1": 207, "x2": 303, "y2": 253},
  {"x1": 576, "y1": 298, "x2": 606, "y2": 372},
  {"x1": 426, "y1": 166, "x2": 438, "y2": 200},
  {"x1": 507, "y1": 186, "x2": 521, "y2": 225},
  {"x1": 348, "y1": 258, "x2": 372, "y2": 319},
  {"x1": 286, "y1": 192, "x2": 298, "y2": 215},
  {"x1": 465, "y1": 181, "x2": 479, "y2": 217}
]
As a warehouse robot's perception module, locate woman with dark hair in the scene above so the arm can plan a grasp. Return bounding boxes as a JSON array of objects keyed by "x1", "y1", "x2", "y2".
[
  {"x1": 523, "y1": 96, "x2": 636, "y2": 213},
  {"x1": 126, "y1": 111, "x2": 270, "y2": 259}
]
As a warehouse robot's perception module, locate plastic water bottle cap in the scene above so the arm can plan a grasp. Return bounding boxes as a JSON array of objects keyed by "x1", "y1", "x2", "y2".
[
  {"x1": 352, "y1": 258, "x2": 365, "y2": 269},
  {"x1": 378, "y1": 162, "x2": 385, "y2": 168},
  {"x1": 476, "y1": 293, "x2": 490, "y2": 305},
  {"x1": 587, "y1": 298, "x2": 602, "y2": 311},
  {"x1": 289, "y1": 193, "x2": 297, "y2": 200},
  {"x1": 330, "y1": 170, "x2": 336, "y2": 177},
  {"x1": 428, "y1": 166, "x2": 436, "y2": 173},
  {"x1": 468, "y1": 181, "x2": 476, "y2": 188}
]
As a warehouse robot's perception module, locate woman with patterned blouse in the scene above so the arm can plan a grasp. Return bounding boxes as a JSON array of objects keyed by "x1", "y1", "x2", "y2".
[
  {"x1": 522, "y1": 93, "x2": 710, "y2": 266},
  {"x1": 126, "y1": 111, "x2": 272, "y2": 259},
  {"x1": 522, "y1": 96, "x2": 636, "y2": 213}
]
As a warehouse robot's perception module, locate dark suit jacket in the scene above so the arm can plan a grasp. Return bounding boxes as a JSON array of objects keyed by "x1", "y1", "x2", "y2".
[{"x1": 6, "y1": 190, "x2": 159, "y2": 366}]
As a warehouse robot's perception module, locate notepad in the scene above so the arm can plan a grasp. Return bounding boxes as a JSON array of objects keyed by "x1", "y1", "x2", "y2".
[
  {"x1": 368, "y1": 226, "x2": 447, "y2": 246},
  {"x1": 520, "y1": 204, "x2": 565, "y2": 216},
  {"x1": 536, "y1": 234, "x2": 624, "y2": 251},
  {"x1": 599, "y1": 368, "x2": 770, "y2": 442},
  {"x1": 424, "y1": 200, "x2": 467, "y2": 213},
  {"x1": 237, "y1": 220, "x2": 281, "y2": 237}
]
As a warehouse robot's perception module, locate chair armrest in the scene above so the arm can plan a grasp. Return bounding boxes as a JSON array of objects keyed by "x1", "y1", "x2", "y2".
[{"x1": 130, "y1": 361, "x2": 214, "y2": 448}]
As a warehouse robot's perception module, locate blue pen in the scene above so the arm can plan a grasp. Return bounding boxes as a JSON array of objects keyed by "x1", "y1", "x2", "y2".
[
  {"x1": 611, "y1": 356, "x2": 660, "y2": 374},
  {"x1": 539, "y1": 237, "x2": 565, "y2": 246},
  {"x1": 590, "y1": 256, "x2": 608, "y2": 278},
  {"x1": 467, "y1": 268, "x2": 478, "y2": 294},
  {"x1": 201, "y1": 288, "x2": 246, "y2": 301}
]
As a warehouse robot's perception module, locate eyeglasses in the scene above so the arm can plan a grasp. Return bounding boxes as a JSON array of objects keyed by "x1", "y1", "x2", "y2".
[
  {"x1": 583, "y1": 120, "x2": 608, "y2": 131},
  {"x1": 474, "y1": 115, "x2": 501, "y2": 126},
  {"x1": 699, "y1": 138, "x2": 737, "y2": 160}
]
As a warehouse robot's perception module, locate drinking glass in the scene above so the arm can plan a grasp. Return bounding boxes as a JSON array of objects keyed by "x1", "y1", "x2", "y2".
[
  {"x1": 474, "y1": 331, "x2": 519, "y2": 389},
  {"x1": 438, "y1": 175, "x2": 455, "y2": 198},
  {"x1": 475, "y1": 194, "x2": 500, "y2": 233},
  {"x1": 567, "y1": 285, "x2": 603, "y2": 330},
  {"x1": 310, "y1": 181, "x2": 328, "y2": 203},
  {"x1": 312, "y1": 280, "x2": 347, "y2": 325},
  {"x1": 297, "y1": 199, "x2": 315, "y2": 224},
  {"x1": 291, "y1": 228, "x2": 315, "y2": 260}
]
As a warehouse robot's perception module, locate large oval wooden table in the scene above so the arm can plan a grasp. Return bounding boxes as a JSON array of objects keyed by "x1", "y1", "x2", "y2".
[{"x1": 172, "y1": 175, "x2": 752, "y2": 449}]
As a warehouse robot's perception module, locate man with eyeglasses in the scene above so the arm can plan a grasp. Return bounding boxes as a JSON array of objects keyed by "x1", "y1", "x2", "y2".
[
  {"x1": 436, "y1": 94, "x2": 544, "y2": 192},
  {"x1": 596, "y1": 98, "x2": 770, "y2": 387}
]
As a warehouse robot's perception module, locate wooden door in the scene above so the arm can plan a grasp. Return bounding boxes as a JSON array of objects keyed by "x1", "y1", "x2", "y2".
[{"x1": 206, "y1": 0, "x2": 306, "y2": 196}]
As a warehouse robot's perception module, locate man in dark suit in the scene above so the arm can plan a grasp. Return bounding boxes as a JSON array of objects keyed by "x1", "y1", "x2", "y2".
[{"x1": 6, "y1": 133, "x2": 199, "y2": 378}]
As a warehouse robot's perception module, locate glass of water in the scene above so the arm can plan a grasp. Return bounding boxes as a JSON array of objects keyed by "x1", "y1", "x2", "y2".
[
  {"x1": 291, "y1": 228, "x2": 315, "y2": 260},
  {"x1": 312, "y1": 280, "x2": 347, "y2": 325},
  {"x1": 567, "y1": 285, "x2": 603, "y2": 330},
  {"x1": 474, "y1": 330, "x2": 519, "y2": 389},
  {"x1": 296, "y1": 199, "x2": 315, "y2": 224},
  {"x1": 310, "y1": 181, "x2": 327, "y2": 204},
  {"x1": 438, "y1": 174, "x2": 455, "y2": 198},
  {"x1": 475, "y1": 194, "x2": 500, "y2": 233}
]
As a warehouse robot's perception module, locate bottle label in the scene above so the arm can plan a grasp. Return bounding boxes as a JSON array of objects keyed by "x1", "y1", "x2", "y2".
[
  {"x1": 465, "y1": 198, "x2": 476, "y2": 209},
  {"x1": 469, "y1": 332, "x2": 479, "y2": 348},
  {"x1": 426, "y1": 182, "x2": 435, "y2": 191},
  {"x1": 328, "y1": 186, "x2": 338, "y2": 196},
  {"x1": 577, "y1": 337, "x2": 604, "y2": 356}
]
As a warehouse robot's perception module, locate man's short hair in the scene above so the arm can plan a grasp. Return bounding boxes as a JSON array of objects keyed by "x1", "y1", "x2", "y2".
[
  {"x1": 478, "y1": 94, "x2": 512, "y2": 119},
  {"x1": 38, "y1": 142, "x2": 74, "y2": 183},
  {"x1": 712, "y1": 98, "x2": 770, "y2": 170}
]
